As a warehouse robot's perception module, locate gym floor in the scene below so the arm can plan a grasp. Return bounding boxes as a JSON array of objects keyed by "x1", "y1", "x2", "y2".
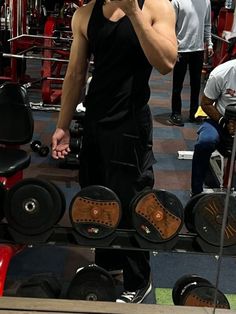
[{"x1": 4, "y1": 62, "x2": 236, "y2": 308}]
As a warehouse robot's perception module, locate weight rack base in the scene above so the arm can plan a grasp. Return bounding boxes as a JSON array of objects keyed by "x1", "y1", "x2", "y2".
[{"x1": 1, "y1": 223, "x2": 236, "y2": 255}]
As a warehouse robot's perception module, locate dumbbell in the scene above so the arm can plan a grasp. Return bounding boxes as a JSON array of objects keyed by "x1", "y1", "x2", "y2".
[
  {"x1": 13, "y1": 273, "x2": 62, "y2": 298},
  {"x1": 172, "y1": 274, "x2": 230, "y2": 309},
  {"x1": 30, "y1": 140, "x2": 49, "y2": 157},
  {"x1": 69, "y1": 137, "x2": 82, "y2": 153}
]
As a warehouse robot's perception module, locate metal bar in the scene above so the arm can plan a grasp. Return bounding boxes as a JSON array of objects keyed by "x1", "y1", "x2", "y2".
[
  {"x1": 29, "y1": 102, "x2": 61, "y2": 112},
  {"x1": 8, "y1": 34, "x2": 73, "y2": 42},
  {"x1": 2, "y1": 52, "x2": 69, "y2": 63},
  {"x1": 212, "y1": 33, "x2": 230, "y2": 43},
  {"x1": 46, "y1": 77, "x2": 64, "y2": 81},
  {"x1": 17, "y1": 45, "x2": 70, "y2": 55}
]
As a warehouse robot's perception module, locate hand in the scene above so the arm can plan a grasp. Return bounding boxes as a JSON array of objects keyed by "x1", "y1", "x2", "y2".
[
  {"x1": 51, "y1": 128, "x2": 71, "y2": 159},
  {"x1": 208, "y1": 47, "x2": 214, "y2": 58},
  {"x1": 227, "y1": 120, "x2": 236, "y2": 136},
  {"x1": 111, "y1": 0, "x2": 140, "y2": 16}
]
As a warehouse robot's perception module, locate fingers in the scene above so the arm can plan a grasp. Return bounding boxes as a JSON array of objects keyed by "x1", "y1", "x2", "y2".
[{"x1": 52, "y1": 147, "x2": 71, "y2": 159}]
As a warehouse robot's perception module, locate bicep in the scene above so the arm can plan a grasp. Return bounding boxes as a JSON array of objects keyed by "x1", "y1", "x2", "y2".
[
  {"x1": 152, "y1": 1, "x2": 177, "y2": 46},
  {"x1": 66, "y1": 10, "x2": 90, "y2": 78}
]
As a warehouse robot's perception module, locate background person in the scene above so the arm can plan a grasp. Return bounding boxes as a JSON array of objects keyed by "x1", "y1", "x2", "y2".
[
  {"x1": 169, "y1": 0, "x2": 214, "y2": 127},
  {"x1": 191, "y1": 58, "x2": 236, "y2": 196}
]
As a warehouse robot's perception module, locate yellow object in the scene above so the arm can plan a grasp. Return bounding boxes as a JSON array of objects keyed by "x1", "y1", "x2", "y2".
[{"x1": 195, "y1": 106, "x2": 208, "y2": 118}]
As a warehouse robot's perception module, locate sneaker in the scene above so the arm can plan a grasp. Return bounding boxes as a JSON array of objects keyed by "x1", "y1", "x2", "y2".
[
  {"x1": 168, "y1": 114, "x2": 184, "y2": 126},
  {"x1": 188, "y1": 116, "x2": 202, "y2": 124},
  {"x1": 116, "y1": 282, "x2": 152, "y2": 303}
]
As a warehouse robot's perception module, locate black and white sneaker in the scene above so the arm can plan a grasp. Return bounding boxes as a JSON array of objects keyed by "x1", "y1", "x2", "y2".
[
  {"x1": 116, "y1": 282, "x2": 152, "y2": 303},
  {"x1": 168, "y1": 113, "x2": 184, "y2": 126}
]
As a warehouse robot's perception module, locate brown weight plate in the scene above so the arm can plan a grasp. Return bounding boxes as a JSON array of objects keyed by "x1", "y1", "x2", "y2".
[
  {"x1": 172, "y1": 274, "x2": 212, "y2": 305},
  {"x1": 183, "y1": 284, "x2": 230, "y2": 309},
  {"x1": 69, "y1": 185, "x2": 122, "y2": 239},
  {"x1": 194, "y1": 192, "x2": 236, "y2": 247},
  {"x1": 131, "y1": 189, "x2": 184, "y2": 242}
]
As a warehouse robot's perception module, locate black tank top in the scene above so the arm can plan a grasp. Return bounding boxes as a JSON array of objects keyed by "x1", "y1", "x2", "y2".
[{"x1": 84, "y1": 0, "x2": 152, "y2": 123}]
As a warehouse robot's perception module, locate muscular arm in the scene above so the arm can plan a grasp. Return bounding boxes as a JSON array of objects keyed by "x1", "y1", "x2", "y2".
[
  {"x1": 116, "y1": 0, "x2": 177, "y2": 74},
  {"x1": 57, "y1": 9, "x2": 90, "y2": 130}
]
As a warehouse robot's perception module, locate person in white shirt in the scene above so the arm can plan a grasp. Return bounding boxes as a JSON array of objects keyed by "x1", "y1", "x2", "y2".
[{"x1": 191, "y1": 58, "x2": 236, "y2": 196}]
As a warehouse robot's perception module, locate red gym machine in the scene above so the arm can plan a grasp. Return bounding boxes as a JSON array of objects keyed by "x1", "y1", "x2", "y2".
[{"x1": 0, "y1": 0, "x2": 84, "y2": 104}]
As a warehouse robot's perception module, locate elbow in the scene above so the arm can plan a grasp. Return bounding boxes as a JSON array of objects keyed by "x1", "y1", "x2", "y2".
[{"x1": 158, "y1": 58, "x2": 177, "y2": 75}]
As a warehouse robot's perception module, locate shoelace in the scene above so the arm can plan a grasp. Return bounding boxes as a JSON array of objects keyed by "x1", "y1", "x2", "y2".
[{"x1": 120, "y1": 291, "x2": 136, "y2": 301}]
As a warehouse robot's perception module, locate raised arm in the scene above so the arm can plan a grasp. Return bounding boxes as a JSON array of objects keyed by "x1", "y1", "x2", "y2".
[{"x1": 116, "y1": 0, "x2": 178, "y2": 74}]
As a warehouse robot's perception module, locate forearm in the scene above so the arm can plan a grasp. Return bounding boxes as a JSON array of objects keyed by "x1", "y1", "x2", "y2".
[
  {"x1": 57, "y1": 72, "x2": 86, "y2": 130},
  {"x1": 129, "y1": 10, "x2": 177, "y2": 74},
  {"x1": 201, "y1": 96, "x2": 222, "y2": 122},
  {"x1": 204, "y1": 5, "x2": 213, "y2": 47}
]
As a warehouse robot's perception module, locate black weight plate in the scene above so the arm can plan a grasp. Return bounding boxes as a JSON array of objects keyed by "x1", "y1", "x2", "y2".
[
  {"x1": 172, "y1": 274, "x2": 212, "y2": 305},
  {"x1": 182, "y1": 284, "x2": 230, "y2": 309},
  {"x1": 66, "y1": 264, "x2": 116, "y2": 301},
  {"x1": 50, "y1": 182, "x2": 66, "y2": 223},
  {"x1": 69, "y1": 185, "x2": 122, "y2": 239},
  {"x1": 131, "y1": 189, "x2": 184, "y2": 243},
  {"x1": 0, "y1": 183, "x2": 5, "y2": 221},
  {"x1": 194, "y1": 192, "x2": 236, "y2": 247},
  {"x1": 184, "y1": 193, "x2": 207, "y2": 233},
  {"x1": 16, "y1": 273, "x2": 62, "y2": 298},
  {"x1": 4, "y1": 178, "x2": 62, "y2": 235}
]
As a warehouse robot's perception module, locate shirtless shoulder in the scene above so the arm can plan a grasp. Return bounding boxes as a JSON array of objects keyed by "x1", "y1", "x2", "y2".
[
  {"x1": 144, "y1": 0, "x2": 175, "y2": 23},
  {"x1": 72, "y1": 0, "x2": 96, "y2": 39}
]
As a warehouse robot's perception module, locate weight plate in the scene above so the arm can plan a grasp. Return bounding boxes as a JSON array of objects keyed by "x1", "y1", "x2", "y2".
[
  {"x1": 4, "y1": 178, "x2": 63, "y2": 235},
  {"x1": 69, "y1": 185, "x2": 122, "y2": 239},
  {"x1": 66, "y1": 264, "x2": 116, "y2": 301},
  {"x1": 184, "y1": 193, "x2": 206, "y2": 233},
  {"x1": 194, "y1": 192, "x2": 236, "y2": 247},
  {"x1": 16, "y1": 273, "x2": 62, "y2": 298},
  {"x1": 131, "y1": 189, "x2": 184, "y2": 242},
  {"x1": 50, "y1": 182, "x2": 66, "y2": 223},
  {"x1": 172, "y1": 274, "x2": 211, "y2": 305},
  {"x1": 182, "y1": 284, "x2": 230, "y2": 309}
]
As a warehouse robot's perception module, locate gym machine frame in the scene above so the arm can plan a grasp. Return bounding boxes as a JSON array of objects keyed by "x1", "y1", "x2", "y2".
[{"x1": 0, "y1": 0, "x2": 81, "y2": 107}]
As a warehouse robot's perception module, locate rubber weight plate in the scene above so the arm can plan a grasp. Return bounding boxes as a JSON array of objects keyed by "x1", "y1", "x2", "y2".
[
  {"x1": 69, "y1": 185, "x2": 122, "y2": 239},
  {"x1": 4, "y1": 178, "x2": 63, "y2": 235},
  {"x1": 15, "y1": 273, "x2": 62, "y2": 298},
  {"x1": 184, "y1": 193, "x2": 207, "y2": 233},
  {"x1": 66, "y1": 264, "x2": 116, "y2": 301},
  {"x1": 131, "y1": 189, "x2": 184, "y2": 242},
  {"x1": 194, "y1": 192, "x2": 236, "y2": 247},
  {"x1": 172, "y1": 274, "x2": 211, "y2": 305},
  {"x1": 50, "y1": 182, "x2": 66, "y2": 223},
  {"x1": 182, "y1": 284, "x2": 230, "y2": 309}
]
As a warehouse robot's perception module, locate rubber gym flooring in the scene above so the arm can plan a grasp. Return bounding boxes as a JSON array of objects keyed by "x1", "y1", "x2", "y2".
[{"x1": 4, "y1": 63, "x2": 236, "y2": 307}]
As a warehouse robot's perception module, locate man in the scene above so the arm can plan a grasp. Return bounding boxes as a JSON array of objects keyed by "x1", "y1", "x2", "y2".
[
  {"x1": 169, "y1": 0, "x2": 214, "y2": 126},
  {"x1": 191, "y1": 58, "x2": 236, "y2": 196},
  {"x1": 51, "y1": 0, "x2": 177, "y2": 303}
]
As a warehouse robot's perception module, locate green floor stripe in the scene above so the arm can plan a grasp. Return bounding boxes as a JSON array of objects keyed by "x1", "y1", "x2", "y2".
[{"x1": 155, "y1": 288, "x2": 236, "y2": 310}]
